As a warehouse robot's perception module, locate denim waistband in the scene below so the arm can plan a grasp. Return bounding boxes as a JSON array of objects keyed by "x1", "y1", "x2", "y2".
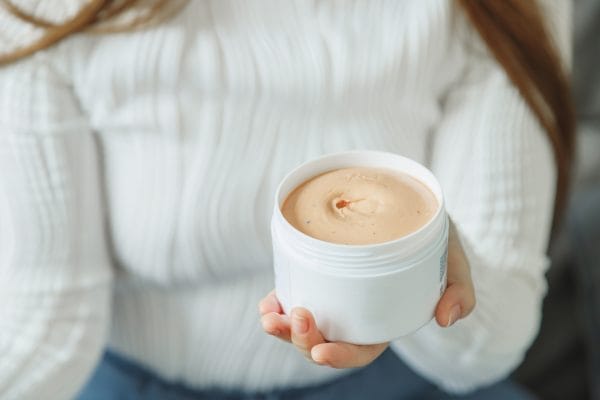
[
  {"x1": 77, "y1": 347, "x2": 533, "y2": 400},
  {"x1": 78, "y1": 348, "x2": 432, "y2": 400},
  {"x1": 98, "y1": 351, "x2": 283, "y2": 400}
]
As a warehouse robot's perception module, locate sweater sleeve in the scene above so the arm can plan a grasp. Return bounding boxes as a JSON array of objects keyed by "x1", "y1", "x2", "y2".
[
  {"x1": 0, "y1": 53, "x2": 113, "y2": 399},
  {"x1": 391, "y1": 1, "x2": 570, "y2": 394}
]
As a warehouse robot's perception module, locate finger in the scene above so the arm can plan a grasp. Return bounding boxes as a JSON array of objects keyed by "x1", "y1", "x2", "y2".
[
  {"x1": 445, "y1": 239, "x2": 475, "y2": 314},
  {"x1": 310, "y1": 342, "x2": 388, "y2": 368},
  {"x1": 446, "y1": 225, "x2": 472, "y2": 286},
  {"x1": 258, "y1": 290, "x2": 283, "y2": 316},
  {"x1": 290, "y1": 308, "x2": 326, "y2": 360},
  {"x1": 435, "y1": 281, "x2": 475, "y2": 327},
  {"x1": 436, "y1": 232, "x2": 476, "y2": 327},
  {"x1": 437, "y1": 247, "x2": 476, "y2": 327},
  {"x1": 435, "y1": 221, "x2": 476, "y2": 328},
  {"x1": 261, "y1": 312, "x2": 291, "y2": 342}
]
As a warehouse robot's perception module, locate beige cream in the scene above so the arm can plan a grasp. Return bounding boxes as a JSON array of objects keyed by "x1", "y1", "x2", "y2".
[{"x1": 281, "y1": 167, "x2": 438, "y2": 245}]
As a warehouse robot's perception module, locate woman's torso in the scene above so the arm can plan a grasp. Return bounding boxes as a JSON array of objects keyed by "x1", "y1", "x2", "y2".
[{"x1": 60, "y1": 0, "x2": 463, "y2": 390}]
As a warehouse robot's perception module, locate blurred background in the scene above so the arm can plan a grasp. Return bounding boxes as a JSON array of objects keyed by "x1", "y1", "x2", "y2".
[{"x1": 513, "y1": 0, "x2": 600, "y2": 399}]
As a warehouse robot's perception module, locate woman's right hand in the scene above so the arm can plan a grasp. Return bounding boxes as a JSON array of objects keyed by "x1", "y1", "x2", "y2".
[{"x1": 259, "y1": 291, "x2": 389, "y2": 368}]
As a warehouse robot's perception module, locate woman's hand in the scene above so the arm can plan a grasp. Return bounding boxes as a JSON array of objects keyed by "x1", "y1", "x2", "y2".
[
  {"x1": 259, "y1": 218, "x2": 475, "y2": 368},
  {"x1": 435, "y1": 218, "x2": 476, "y2": 327},
  {"x1": 259, "y1": 291, "x2": 389, "y2": 368}
]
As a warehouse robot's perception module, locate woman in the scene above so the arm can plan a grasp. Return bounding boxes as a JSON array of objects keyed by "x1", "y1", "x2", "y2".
[{"x1": 0, "y1": 1, "x2": 574, "y2": 399}]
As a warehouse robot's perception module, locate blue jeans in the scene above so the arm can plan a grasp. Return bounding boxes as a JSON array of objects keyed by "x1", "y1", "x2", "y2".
[{"x1": 77, "y1": 349, "x2": 534, "y2": 400}]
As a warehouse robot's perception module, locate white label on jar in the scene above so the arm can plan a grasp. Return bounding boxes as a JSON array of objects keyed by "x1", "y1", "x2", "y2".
[{"x1": 439, "y1": 243, "x2": 448, "y2": 295}]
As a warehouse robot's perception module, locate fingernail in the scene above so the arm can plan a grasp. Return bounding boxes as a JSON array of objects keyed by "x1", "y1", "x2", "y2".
[
  {"x1": 310, "y1": 348, "x2": 327, "y2": 365},
  {"x1": 293, "y1": 313, "x2": 308, "y2": 334},
  {"x1": 268, "y1": 329, "x2": 281, "y2": 336},
  {"x1": 260, "y1": 318, "x2": 272, "y2": 334},
  {"x1": 446, "y1": 305, "x2": 461, "y2": 327},
  {"x1": 312, "y1": 356, "x2": 328, "y2": 366}
]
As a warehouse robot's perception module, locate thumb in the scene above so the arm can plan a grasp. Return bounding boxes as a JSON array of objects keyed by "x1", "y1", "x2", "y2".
[
  {"x1": 435, "y1": 280, "x2": 475, "y2": 327},
  {"x1": 435, "y1": 219, "x2": 476, "y2": 327}
]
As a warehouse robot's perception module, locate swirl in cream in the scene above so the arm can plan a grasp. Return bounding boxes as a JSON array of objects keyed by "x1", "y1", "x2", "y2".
[{"x1": 281, "y1": 167, "x2": 437, "y2": 245}]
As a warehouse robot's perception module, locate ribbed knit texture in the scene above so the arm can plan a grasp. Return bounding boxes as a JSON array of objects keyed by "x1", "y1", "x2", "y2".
[{"x1": 0, "y1": 1, "x2": 570, "y2": 399}]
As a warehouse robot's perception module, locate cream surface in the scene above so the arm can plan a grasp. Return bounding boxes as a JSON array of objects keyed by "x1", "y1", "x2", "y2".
[{"x1": 281, "y1": 167, "x2": 438, "y2": 245}]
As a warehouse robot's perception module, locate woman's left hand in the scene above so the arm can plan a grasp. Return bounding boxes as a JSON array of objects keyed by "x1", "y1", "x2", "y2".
[{"x1": 258, "y1": 290, "x2": 389, "y2": 368}]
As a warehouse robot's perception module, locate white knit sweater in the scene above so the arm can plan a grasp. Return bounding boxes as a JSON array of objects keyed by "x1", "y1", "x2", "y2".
[{"x1": 0, "y1": 1, "x2": 570, "y2": 399}]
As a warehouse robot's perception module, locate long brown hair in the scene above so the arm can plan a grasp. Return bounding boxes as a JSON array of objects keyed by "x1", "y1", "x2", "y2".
[
  {"x1": 457, "y1": 0, "x2": 575, "y2": 228},
  {"x1": 0, "y1": 0, "x2": 185, "y2": 64},
  {"x1": 1, "y1": 0, "x2": 575, "y2": 225}
]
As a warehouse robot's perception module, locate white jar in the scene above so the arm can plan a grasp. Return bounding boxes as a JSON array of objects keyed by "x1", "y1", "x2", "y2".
[{"x1": 271, "y1": 150, "x2": 448, "y2": 344}]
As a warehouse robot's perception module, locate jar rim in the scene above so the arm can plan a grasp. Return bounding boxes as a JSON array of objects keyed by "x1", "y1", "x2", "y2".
[{"x1": 273, "y1": 150, "x2": 446, "y2": 253}]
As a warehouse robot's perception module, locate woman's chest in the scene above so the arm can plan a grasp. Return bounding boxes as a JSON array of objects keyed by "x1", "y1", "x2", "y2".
[
  {"x1": 72, "y1": 0, "x2": 462, "y2": 283},
  {"x1": 73, "y1": 0, "x2": 461, "y2": 129}
]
